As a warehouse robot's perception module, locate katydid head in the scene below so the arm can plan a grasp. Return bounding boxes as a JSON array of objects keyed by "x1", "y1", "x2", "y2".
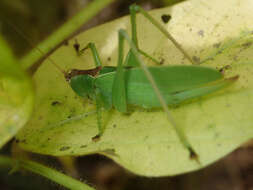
[{"x1": 69, "y1": 74, "x2": 95, "y2": 98}]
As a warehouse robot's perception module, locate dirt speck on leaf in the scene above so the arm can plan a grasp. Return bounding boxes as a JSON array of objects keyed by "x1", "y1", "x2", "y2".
[
  {"x1": 59, "y1": 146, "x2": 70, "y2": 151},
  {"x1": 161, "y1": 14, "x2": 171, "y2": 23}
]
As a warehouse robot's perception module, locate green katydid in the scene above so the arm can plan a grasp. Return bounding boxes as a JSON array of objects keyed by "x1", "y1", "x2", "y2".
[{"x1": 63, "y1": 4, "x2": 238, "y2": 159}]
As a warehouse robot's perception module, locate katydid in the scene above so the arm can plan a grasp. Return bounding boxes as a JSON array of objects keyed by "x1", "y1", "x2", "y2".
[{"x1": 64, "y1": 5, "x2": 238, "y2": 159}]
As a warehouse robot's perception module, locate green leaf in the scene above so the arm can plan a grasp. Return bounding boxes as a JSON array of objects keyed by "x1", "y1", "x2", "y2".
[
  {"x1": 17, "y1": 0, "x2": 253, "y2": 176},
  {"x1": 0, "y1": 36, "x2": 34, "y2": 148}
]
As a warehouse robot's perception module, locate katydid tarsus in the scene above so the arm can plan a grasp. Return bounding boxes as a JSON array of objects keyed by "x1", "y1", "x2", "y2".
[{"x1": 12, "y1": 4, "x2": 237, "y2": 160}]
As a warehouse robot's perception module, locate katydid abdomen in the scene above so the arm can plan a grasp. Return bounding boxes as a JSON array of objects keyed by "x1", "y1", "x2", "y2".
[{"x1": 124, "y1": 66, "x2": 233, "y2": 108}]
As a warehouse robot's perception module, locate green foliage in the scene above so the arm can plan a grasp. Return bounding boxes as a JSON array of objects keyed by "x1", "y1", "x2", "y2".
[
  {"x1": 0, "y1": 36, "x2": 34, "y2": 148},
  {"x1": 0, "y1": 155, "x2": 94, "y2": 190}
]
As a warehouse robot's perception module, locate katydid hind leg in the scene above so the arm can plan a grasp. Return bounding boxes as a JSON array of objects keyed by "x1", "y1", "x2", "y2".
[{"x1": 118, "y1": 29, "x2": 199, "y2": 161}]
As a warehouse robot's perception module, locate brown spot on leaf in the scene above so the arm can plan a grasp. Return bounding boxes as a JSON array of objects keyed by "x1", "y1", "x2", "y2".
[
  {"x1": 60, "y1": 146, "x2": 70, "y2": 151},
  {"x1": 51, "y1": 101, "x2": 61, "y2": 106},
  {"x1": 198, "y1": 30, "x2": 204, "y2": 37},
  {"x1": 192, "y1": 56, "x2": 200, "y2": 64},
  {"x1": 242, "y1": 42, "x2": 252, "y2": 48},
  {"x1": 80, "y1": 145, "x2": 87, "y2": 148},
  {"x1": 161, "y1": 14, "x2": 171, "y2": 24},
  {"x1": 73, "y1": 39, "x2": 80, "y2": 53},
  {"x1": 213, "y1": 42, "x2": 221, "y2": 48}
]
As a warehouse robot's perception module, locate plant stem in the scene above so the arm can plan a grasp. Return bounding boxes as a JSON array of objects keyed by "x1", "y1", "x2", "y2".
[{"x1": 0, "y1": 155, "x2": 95, "y2": 190}]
